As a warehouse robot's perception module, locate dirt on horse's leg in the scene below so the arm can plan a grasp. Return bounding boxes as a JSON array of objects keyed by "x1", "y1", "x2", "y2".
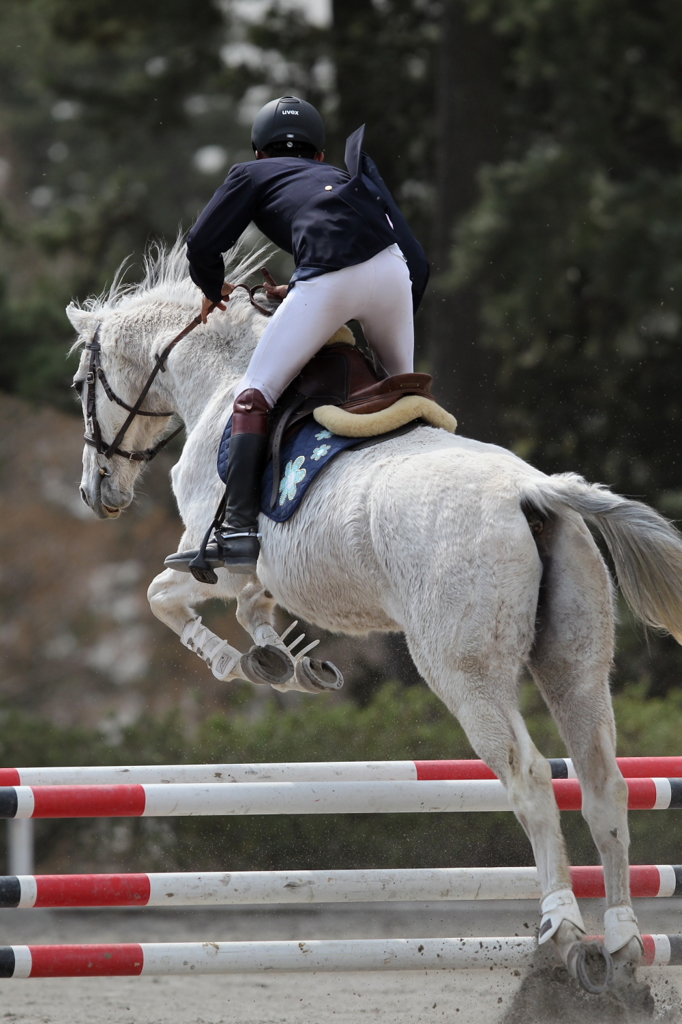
[{"x1": 528, "y1": 513, "x2": 642, "y2": 971}]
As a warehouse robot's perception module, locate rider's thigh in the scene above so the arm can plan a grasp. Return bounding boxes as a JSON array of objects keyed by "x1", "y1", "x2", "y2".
[
  {"x1": 235, "y1": 274, "x2": 360, "y2": 405},
  {"x1": 357, "y1": 245, "x2": 414, "y2": 376}
]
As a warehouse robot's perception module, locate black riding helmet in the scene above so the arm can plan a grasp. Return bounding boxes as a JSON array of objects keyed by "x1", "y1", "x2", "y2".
[{"x1": 251, "y1": 95, "x2": 325, "y2": 153}]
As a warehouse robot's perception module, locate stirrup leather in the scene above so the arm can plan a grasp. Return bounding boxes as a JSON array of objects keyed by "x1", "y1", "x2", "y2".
[{"x1": 538, "y1": 888, "x2": 586, "y2": 945}]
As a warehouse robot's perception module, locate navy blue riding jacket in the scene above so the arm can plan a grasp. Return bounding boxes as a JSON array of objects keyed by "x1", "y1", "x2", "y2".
[{"x1": 186, "y1": 126, "x2": 430, "y2": 313}]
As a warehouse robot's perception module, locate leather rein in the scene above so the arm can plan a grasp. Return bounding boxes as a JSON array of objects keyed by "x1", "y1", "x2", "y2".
[{"x1": 81, "y1": 281, "x2": 273, "y2": 465}]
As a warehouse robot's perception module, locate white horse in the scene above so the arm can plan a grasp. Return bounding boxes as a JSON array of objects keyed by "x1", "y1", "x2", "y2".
[{"x1": 68, "y1": 241, "x2": 682, "y2": 991}]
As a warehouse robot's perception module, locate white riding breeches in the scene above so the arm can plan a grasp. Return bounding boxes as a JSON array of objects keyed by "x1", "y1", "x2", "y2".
[{"x1": 235, "y1": 243, "x2": 414, "y2": 407}]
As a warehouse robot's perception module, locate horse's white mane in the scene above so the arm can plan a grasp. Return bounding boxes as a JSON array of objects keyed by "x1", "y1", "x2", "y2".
[{"x1": 72, "y1": 236, "x2": 272, "y2": 318}]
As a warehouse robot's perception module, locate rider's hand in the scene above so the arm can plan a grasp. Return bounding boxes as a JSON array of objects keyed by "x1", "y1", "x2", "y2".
[
  {"x1": 201, "y1": 282, "x2": 235, "y2": 324},
  {"x1": 260, "y1": 267, "x2": 288, "y2": 303},
  {"x1": 263, "y1": 282, "x2": 289, "y2": 301}
]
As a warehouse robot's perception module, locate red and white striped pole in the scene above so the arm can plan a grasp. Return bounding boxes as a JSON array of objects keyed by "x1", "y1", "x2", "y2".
[
  {"x1": 0, "y1": 756, "x2": 680, "y2": 786},
  {"x1": 0, "y1": 777, "x2": 680, "y2": 819},
  {"x1": 0, "y1": 864, "x2": 680, "y2": 909},
  {"x1": 0, "y1": 935, "x2": 680, "y2": 978}
]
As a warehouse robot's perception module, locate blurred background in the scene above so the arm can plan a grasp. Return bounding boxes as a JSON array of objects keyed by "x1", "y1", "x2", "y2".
[{"x1": 0, "y1": 0, "x2": 681, "y2": 873}]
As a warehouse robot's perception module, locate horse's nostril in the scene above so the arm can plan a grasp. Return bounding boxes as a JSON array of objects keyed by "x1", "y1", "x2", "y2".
[{"x1": 79, "y1": 486, "x2": 89, "y2": 506}]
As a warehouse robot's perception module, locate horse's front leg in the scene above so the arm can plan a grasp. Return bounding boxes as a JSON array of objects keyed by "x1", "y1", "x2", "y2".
[
  {"x1": 236, "y1": 580, "x2": 344, "y2": 694},
  {"x1": 147, "y1": 568, "x2": 290, "y2": 685}
]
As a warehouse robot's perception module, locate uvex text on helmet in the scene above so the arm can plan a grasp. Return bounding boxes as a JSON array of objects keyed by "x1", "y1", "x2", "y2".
[{"x1": 251, "y1": 96, "x2": 325, "y2": 153}]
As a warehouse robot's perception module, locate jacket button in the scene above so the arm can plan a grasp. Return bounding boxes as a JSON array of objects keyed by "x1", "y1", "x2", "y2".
[{"x1": 324, "y1": 185, "x2": 333, "y2": 191}]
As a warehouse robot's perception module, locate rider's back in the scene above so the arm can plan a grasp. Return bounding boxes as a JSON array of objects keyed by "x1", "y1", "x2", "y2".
[{"x1": 187, "y1": 155, "x2": 400, "y2": 288}]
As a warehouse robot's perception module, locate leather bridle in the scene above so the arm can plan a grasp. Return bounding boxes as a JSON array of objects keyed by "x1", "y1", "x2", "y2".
[{"x1": 80, "y1": 280, "x2": 273, "y2": 465}]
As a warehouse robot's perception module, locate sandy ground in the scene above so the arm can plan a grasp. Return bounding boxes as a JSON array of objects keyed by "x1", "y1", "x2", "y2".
[{"x1": 0, "y1": 899, "x2": 680, "y2": 1023}]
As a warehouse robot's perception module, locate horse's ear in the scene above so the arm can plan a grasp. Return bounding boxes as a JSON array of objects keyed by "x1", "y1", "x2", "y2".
[{"x1": 65, "y1": 304, "x2": 95, "y2": 336}]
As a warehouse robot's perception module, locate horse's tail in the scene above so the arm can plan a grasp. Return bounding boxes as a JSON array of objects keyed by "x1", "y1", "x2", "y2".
[{"x1": 522, "y1": 472, "x2": 682, "y2": 644}]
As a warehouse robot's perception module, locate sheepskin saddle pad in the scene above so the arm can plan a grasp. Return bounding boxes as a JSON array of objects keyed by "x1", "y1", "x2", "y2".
[{"x1": 217, "y1": 327, "x2": 457, "y2": 524}]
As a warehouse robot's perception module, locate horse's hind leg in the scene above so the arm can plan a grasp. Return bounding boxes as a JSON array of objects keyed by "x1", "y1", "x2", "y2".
[
  {"x1": 528, "y1": 511, "x2": 643, "y2": 970},
  {"x1": 408, "y1": 640, "x2": 588, "y2": 971}
]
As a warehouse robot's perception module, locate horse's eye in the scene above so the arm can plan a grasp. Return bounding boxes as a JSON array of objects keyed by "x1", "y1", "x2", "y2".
[{"x1": 72, "y1": 380, "x2": 84, "y2": 395}]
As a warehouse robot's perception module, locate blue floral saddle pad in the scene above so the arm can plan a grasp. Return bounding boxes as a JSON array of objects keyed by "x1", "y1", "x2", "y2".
[{"x1": 217, "y1": 415, "x2": 419, "y2": 523}]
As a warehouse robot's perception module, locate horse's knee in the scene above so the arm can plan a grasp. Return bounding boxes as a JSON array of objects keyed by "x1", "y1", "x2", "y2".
[
  {"x1": 518, "y1": 750, "x2": 552, "y2": 786},
  {"x1": 147, "y1": 571, "x2": 171, "y2": 608},
  {"x1": 147, "y1": 570, "x2": 195, "y2": 633},
  {"x1": 236, "y1": 581, "x2": 275, "y2": 630}
]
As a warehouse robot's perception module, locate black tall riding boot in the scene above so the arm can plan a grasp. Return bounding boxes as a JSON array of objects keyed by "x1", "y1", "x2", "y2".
[
  {"x1": 164, "y1": 388, "x2": 270, "y2": 581},
  {"x1": 213, "y1": 431, "x2": 268, "y2": 572}
]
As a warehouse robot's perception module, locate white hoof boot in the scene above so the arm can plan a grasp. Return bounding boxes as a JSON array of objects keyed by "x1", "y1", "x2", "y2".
[
  {"x1": 604, "y1": 905, "x2": 643, "y2": 957},
  {"x1": 538, "y1": 888, "x2": 586, "y2": 945},
  {"x1": 181, "y1": 617, "x2": 241, "y2": 681}
]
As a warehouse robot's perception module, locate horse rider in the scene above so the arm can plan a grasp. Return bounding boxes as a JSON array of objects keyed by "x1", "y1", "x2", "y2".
[{"x1": 166, "y1": 95, "x2": 429, "y2": 577}]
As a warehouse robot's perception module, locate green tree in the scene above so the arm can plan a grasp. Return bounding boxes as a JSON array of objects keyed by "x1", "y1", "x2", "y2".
[
  {"x1": 437, "y1": 0, "x2": 682, "y2": 696},
  {"x1": 0, "y1": 0, "x2": 245, "y2": 406},
  {"x1": 427, "y1": 0, "x2": 508, "y2": 440},
  {"x1": 453, "y1": 0, "x2": 682, "y2": 505}
]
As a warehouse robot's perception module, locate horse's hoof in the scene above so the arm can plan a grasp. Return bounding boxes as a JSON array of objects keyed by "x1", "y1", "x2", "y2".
[
  {"x1": 566, "y1": 940, "x2": 613, "y2": 995},
  {"x1": 294, "y1": 657, "x2": 344, "y2": 693},
  {"x1": 239, "y1": 644, "x2": 294, "y2": 685}
]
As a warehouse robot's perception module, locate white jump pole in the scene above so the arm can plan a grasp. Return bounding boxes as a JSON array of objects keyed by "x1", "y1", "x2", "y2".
[
  {"x1": 2, "y1": 935, "x2": 680, "y2": 978},
  {"x1": 1, "y1": 755, "x2": 681, "y2": 786},
  {"x1": 6, "y1": 819, "x2": 33, "y2": 876},
  {"x1": 0, "y1": 867, "x2": 544, "y2": 907},
  {"x1": 2, "y1": 865, "x2": 680, "y2": 908},
  {"x1": 3, "y1": 777, "x2": 681, "y2": 819}
]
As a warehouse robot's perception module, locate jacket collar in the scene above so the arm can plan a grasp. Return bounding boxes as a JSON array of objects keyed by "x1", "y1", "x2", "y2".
[{"x1": 344, "y1": 124, "x2": 366, "y2": 179}]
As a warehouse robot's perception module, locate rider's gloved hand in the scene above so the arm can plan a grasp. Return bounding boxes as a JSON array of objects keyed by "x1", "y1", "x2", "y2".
[{"x1": 201, "y1": 282, "x2": 235, "y2": 324}]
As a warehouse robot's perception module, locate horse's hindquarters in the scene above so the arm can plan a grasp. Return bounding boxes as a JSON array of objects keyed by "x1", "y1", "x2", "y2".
[{"x1": 259, "y1": 440, "x2": 544, "y2": 646}]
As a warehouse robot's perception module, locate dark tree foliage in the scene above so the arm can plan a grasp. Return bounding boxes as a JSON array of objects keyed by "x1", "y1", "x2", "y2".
[
  {"x1": 452, "y1": 0, "x2": 682, "y2": 508},
  {"x1": 0, "y1": 0, "x2": 439, "y2": 406},
  {"x1": 0, "y1": 0, "x2": 244, "y2": 406},
  {"x1": 330, "y1": 0, "x2": 438, "y2": 196},
  {"x1": 427, "y1": 0, "x2": 508, "y2": 440}
]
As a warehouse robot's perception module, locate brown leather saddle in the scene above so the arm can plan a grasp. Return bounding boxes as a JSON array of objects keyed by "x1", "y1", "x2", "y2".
[{"x1": 267, "y1": 342, "x2": 434, "y2": 507}]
